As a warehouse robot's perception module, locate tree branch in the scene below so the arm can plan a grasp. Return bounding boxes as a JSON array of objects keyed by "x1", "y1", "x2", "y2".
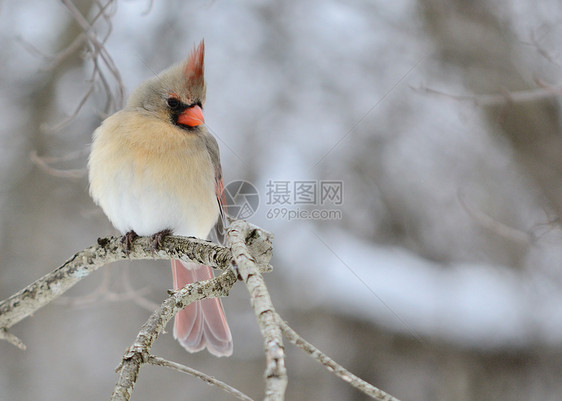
[
  {"x1": 110, "y1": 269, "x2": 239, "y2": 401},
  {"x1": 111, "y1": 220, "x2": 275, "y2": 400},
  {"x1": 1, "y1": 221, "x2": 402, "y2": 401},
  {"x1": 0, "y1": 327, "x2": 26, "y2": 350},
  {"x1": 147, "y1": 355, "x2": 255, "y2": 401},
  {"x1": 0, "y1": 235, "x2": 234, "y2": 336},
  {"x1": 415, "y1": 83, "x2": 562, "y2": 106},
  {"x1": 226, "y1": 220, "x2": 287, "y2": 401},
  {"x1": 278, "y1": 318, "x2": 400, "y2": 401}
]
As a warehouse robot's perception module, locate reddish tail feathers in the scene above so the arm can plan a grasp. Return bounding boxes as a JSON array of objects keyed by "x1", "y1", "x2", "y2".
[{"x1": 171, "y1": 260, "x2": 233, "y2": 357}]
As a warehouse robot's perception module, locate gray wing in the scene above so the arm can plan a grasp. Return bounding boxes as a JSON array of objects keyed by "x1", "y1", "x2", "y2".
[{"x1": 204, "y1": 133, "x2": 227, "y2": 245}]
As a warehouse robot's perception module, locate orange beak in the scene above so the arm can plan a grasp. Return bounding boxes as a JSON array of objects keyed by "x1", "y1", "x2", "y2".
[{"x1": 177, "y1": 105, "x2": 204, "y2": 127}]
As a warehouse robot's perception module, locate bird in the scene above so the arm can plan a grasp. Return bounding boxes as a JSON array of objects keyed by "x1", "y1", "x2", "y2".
[{"x1": 88, "y1": 40, "x2": 233, "y2": 357}]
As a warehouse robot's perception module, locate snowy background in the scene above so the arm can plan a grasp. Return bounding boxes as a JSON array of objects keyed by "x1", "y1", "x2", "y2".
[{"x1": 1, "y1": 1, "x2": 562, "y2": 400}]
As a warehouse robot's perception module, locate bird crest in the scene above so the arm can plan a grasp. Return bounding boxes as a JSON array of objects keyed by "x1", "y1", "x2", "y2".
[{"x1": 184, "y1": 40, "x2": 205, "y2": 91}]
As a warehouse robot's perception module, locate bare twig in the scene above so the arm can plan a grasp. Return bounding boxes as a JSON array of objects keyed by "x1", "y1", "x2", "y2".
[
  {"x1": 55, "y1": 264, "x2": 114, "y2": 307},
  {"x1": 458, "y1": 191, "x2": 532, "y2": 245},
  {"x1": 55, "y1": 266, "x2": 157, "y2": 310},
  {"x1": 29, "y1": 150, "x2": 86, "y2": 178},
  {"x1": 278, "y1": 318, "x2": 401, "y2": 401},
  {"x1": 227, "y1": 220, "x2": 287, "y2": 401},
  {"x1": 0, "y1": 328, "x2": 26, "y2": 350},
  {"x1": 40, "y1": 82, "x2": 96, "y2": 134},
  {"x1": 110, "y1": 269, "x2": 238, "y2": 401},
  {"x1": 15, "y1": 35, "x2": 52, "y2": 60},
  {"x1": 0, "y1": 235, "x2": 234, "y2": 334},
  {"x1": 523, "y1": 32, "x2": 562, "y2": 68},
  {"x1": 30, "y1": 147, "x2": 90, "y2": 163},
  {"x1": 40, "y1": 0, "x2": 125, "y2": 136},
  {"x1": 415, "y1": 84, "x2": 562, "y2": 105},
  {"x1": 1, "y1": 220, "x2": 402, "y2": 401},
  {"x1": 46, "y1": 34, "x2": 87, "y2": 70},
  {"x1": 147, "y1": 355, "x2": 255, "y2": 401},
  {"x1": 47, "y1": 0, "x2": 112, "y2": 71},
  {"x1": 120, "y1": 266, "x2": 160, "y2": 311},
  {"x1": 110, "y1": 220, "x2": 275, "y2": 401}
]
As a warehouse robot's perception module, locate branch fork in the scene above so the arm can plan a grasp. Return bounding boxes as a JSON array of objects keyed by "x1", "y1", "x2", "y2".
[{"x1": 0, "y1": 220, "x2": 400, "y2": 401}]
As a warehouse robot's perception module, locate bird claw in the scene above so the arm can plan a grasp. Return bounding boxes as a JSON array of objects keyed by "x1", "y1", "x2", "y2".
[
  {"x1": 150, "y1": 228, "x2": 173, "y2": 251},
  {"x1": 121, "y1": 230, "x2": 138, "y2": 256}
]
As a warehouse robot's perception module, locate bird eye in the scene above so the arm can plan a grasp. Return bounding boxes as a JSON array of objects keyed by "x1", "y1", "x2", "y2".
[{"x1": 167, "y1": 97, "x2": 181, "y2": 109}]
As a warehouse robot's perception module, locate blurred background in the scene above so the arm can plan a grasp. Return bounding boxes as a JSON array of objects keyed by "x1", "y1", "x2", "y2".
[{"x1": 1, "y1": 0, "x2": 562, "y2": 400}]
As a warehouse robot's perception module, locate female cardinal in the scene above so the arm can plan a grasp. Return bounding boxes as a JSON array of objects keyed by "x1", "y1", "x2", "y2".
[{"x1": 88, "y1": 41, "x2": 233, "y2": 357}]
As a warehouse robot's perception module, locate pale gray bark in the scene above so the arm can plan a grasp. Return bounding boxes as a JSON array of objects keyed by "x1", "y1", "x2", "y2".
[
  {"x1": 279, "y1": 319, "x2": 400, "y2": 401},
  {"x1": 0, "y1": 221, "x2": 400, "y2": 401},
  {"x1": 227, "y1": 220, "x2": 287, "y2": 401},
  {"x1": 147, "y1": 355, "x2": 255, "y2": 401},
  {"x1": 0, "y1": 235, "x2": 233, "y2": 336},
  {"x1": 110, "y1": 269, "x2": 239, "y2": 401}
]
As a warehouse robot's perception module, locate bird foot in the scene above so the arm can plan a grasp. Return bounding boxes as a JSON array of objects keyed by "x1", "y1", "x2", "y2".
[
  {"x1": 150, "y1": 228, "x2": 173, "y2": 251},
  {"x1": 121, "y1": 230, "x2": 138, "y2": 256}
]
